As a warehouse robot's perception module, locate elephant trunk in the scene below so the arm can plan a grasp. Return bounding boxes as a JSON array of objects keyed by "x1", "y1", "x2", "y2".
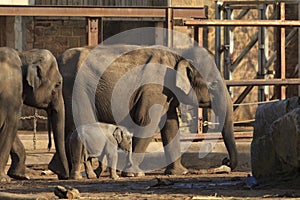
[
  {"x1": 47, "y1": 94, "x2": 69, "y2": 179},
  {"x1": 221, "y1": 91, "x2": 238, "y2": 170}
]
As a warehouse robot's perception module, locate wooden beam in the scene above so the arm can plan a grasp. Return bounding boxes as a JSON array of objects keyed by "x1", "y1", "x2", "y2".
[
  {"x1": 280, "y1": 2, "x2": 286, "y2": 100},
  {"x1": 226, "y1": 78, "x2": 300, "y2": 86},
  {"x1": 0, "y1": 6, "x2": 206, "y2": 18},
  {"x1": 88, "y1": 18, "x2": 98, "y2": 46},
  {"x1": 184, "y1": 19, "x2": 300, "y2": 27}
]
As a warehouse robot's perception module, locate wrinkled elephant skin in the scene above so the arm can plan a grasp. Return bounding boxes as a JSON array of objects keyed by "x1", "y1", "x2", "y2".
[
  {"x1": 58, "y1": 45, "x2": 238, "y2": 178},
  {"x1": 0, "y1": 47, "x2": 69, "y2": 181}
]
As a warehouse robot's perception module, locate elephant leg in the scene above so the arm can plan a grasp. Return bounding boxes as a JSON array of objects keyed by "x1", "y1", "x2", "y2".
[
  {"x1": 0, "y1": 121, "x2": 15, "y2": 182},
  {"x1": 122, "y1": 137, "x2": 152, "y2": 177},
  {"x1": 7, "y1": 135, "x2": 30, "y2": 180},
  {"x1": 161, "y1": 109, "x2": 188, "y2": 175},
  {"x1": 69, "y1": 132, "x2": 84, "y2": 180},
  {"x1": 106, "y1": 147, "x2": 119, "y2": 180},
  {"x1": 83, "y1": 150, "x2": 97, "y2": 179}
]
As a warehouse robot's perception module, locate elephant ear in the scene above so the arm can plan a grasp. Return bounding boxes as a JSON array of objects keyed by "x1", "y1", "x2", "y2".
[
  {"x1": 112, "y1": 127, "x2": 123, "y2": 144},
  {"x1": 176, "y1": 59, "x2": 192, "y2": 95},
  {"x1": 26, "y1": 63, "x2": 42, "y2": 90}
]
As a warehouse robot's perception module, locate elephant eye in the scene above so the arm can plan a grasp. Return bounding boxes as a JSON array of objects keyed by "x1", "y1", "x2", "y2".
[{"x1": 55, "y1": 81, "x2": 62, "y2": 88}]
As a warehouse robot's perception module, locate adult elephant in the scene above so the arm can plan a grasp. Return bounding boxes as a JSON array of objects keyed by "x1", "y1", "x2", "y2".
[
  {"x1": 0, "y1": 47, "x2": 69, "y2": 181},
  {"x1": 58, "y1": 45, "x2": 238, "y2": 179}
]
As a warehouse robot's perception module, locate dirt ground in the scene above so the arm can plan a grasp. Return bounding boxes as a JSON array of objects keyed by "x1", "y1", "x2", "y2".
[{"x1": 1, "y1": 165, "x2": 300, "y2": 200}]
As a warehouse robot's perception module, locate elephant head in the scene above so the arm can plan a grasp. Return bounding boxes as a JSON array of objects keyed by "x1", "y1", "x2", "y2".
[
  {"x1": 113, "y1": 126, "x2": 133, "y2": 152},
  {"x1": 20, "y1": 49, "x2": 69, "y2": 179},
  {"x1": 178, "y1": 46, "x2": 238, "y2": 170}
]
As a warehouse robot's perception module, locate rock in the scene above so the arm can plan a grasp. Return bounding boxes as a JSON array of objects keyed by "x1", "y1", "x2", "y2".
[
  {"x1": 270, "y1": 108, "x2": 300, "y2": 175},
  {"x1": 54, "y1": 185, "x2": 80, "y2": 199},
  {"x1": 251, "y1": 97, "x2": 300, "y2": 182}
]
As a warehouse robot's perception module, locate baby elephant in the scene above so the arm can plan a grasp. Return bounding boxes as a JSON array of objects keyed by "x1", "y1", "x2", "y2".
[{"x1": 70, "y1": 122, "x2": 133, "y2": 180}]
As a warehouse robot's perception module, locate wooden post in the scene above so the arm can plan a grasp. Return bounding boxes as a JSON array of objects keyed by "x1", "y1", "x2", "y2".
[
  {"x1": 88, "y1": 17, "x2": 99, "y2": 46},
  {"x1": 166, "y1": 0, "x2": 173, "y2": 47},
  {"x1": 280, "y1": 2, "x2": 286, "y2": 100}
]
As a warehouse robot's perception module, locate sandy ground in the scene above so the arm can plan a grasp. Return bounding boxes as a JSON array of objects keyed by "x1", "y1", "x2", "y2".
[
  {"x1": 2, "y1": 136, "x2": 299, "y2": 199},
  {"x1": 1, "y1": 165, "x2": 299, "y2": 200}
]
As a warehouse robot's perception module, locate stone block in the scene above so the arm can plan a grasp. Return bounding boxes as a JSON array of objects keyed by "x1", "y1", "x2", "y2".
[
  {"x1": 253, "y1": 96, "x2": 300, "y2": 140},
  {"x1": 251, "y1": 97, "x2": 300, "y2": 181},
  {"x1": 270, "y1": 108, "x2": 300, "y2": 175}
]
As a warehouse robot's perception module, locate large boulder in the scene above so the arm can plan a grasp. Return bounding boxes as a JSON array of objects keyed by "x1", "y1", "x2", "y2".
[{"x1": 251, "y1": 96, "x2": 300, "y2": 181}]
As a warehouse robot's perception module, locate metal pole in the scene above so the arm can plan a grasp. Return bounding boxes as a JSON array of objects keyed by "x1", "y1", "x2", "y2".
[
  {"x1": 258, "y1": 4, "x2": 267, "y2": 102},
  {"x1": 215, "y1": 0, "x2": 222, "y2": 71},
  {"x1": 99, "y1": 17, "x2": 103, "y2": 44},
  {"x1": 223, "y1": 3, "x2": 231, "y2": 80}
]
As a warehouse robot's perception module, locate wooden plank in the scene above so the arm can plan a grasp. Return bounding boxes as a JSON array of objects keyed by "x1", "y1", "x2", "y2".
[
  {"x1": 0, "y1": 6, "x2": 206, "y2": 18},
  {"x1": 226, "y1": 78, "x2": 300, "y2": 86},
  {"x1": 184, "y1": 19, "x2": 300, "y2": 27},
  {"x1": 280, "y1": 2, "x2": 286, "y2": 100}
]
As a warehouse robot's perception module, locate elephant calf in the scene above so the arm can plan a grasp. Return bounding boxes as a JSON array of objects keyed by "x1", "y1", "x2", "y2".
[{"x1": 70, "y1": 122, "x2": 132, "y2": 180}]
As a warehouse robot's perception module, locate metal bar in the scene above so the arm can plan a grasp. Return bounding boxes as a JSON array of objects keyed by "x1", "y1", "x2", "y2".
[
  {"x1": 236, "y1": 8, "x2": 250, "y2": 19},
  {"x1": 227, "y1": 6, "x2": 260, "y2": 10},
  {"x1": 226, "y1": 78, "x2": 300, "y2": 86},
  {"x1": 233, "y1": 86, "x2": 254, "y2": 111},
  {"x1": 194, "y1": 26, "x2": 199, "y2": 45},
  {"x1": 264, "y1": 27, "x2": 297, "y2": 70},
  {"x1": 230, "y1": 34, "x2": 258, "y2": 72},
  {"x1": 215, "y1": 1, "x2": 222, "y2": 71},
  {"x1": 280, "y1": 2, "x2": 286, "y2": 100},
  {"x1": 223, "y1": 4, "x2": 231, "y2": 80},
  {"x1": 258, "y1": 4, "x2": 267, "y2": 102},
  {"x1": 274, "y1": 3, "x2": 281, "y2": 99},
  {"x1": 99, "y1": 17, "x2": 103, "y2": 43},
  {"x1": 0, "y1": 6, "x2": 206, "y2": 18},
  {"x1": 184, "y1": 19, "x2": 300, "y2": 27}
]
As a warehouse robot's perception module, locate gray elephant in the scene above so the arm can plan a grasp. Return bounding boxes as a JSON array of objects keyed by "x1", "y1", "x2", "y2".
[
  {"x1": 0, "y1": 47, "x2": 69, "y2": 182},
  {"x1": 70, "y1": 122, "x2": 132, "y2": 180},
  {"x1": 58, "y1": 45, "x2": 238, "y2": 179}
]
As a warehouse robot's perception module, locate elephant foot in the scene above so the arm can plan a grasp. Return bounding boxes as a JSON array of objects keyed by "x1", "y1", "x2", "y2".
[
  {"x1": 111, "y1": 174, "x2": 120, "y2": 180},
  {"x1": 8, "y1": 173, "x2": 30, "y2": 180},
  {"x1": 121, "y1": 171, "x2": 145, "y2": 177},
  {"x1": 0, "y1": 174, "x2": 11, "y2": 182},
  {"x1": 165, "y1": 164, "x2": 188, "y2": 175},
  {"x1": 86, "y1": 170, "x2": 97, "y2": 179},
  {"x1": 70, "y1": 171, "x2": 83, "y2": 180}
]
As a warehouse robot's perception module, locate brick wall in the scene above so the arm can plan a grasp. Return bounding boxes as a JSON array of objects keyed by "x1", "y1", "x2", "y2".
[{"x1": 26, "y1": 18, "x2": 87, "y2": 57}]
